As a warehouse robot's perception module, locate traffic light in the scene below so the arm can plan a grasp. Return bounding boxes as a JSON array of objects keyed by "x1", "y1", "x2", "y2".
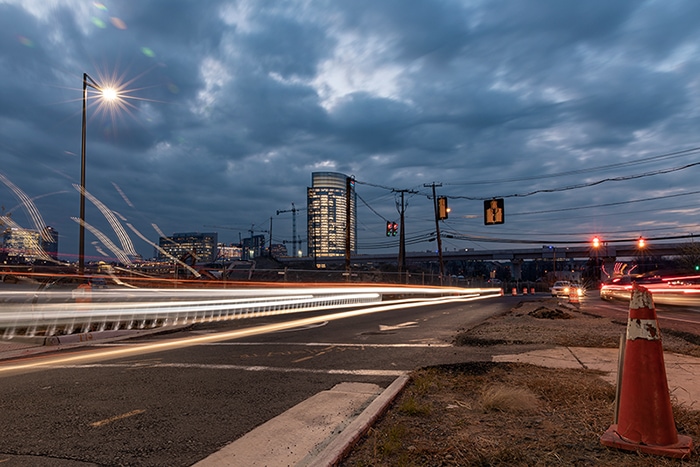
[
  {"x1": 437, "y1": 196, "x2": 449, "y2": 220},
  {"x1": 392, "y1": 222, "x2": 398, "y2": 236},
  {"x1": 592, "y1": 236, "x2": 600, "y2": 248},
  {"x1": 386, "y1": 221, "x2": 392, "y2": 236},
  {"x1": 637, "y1": 237, "x2": 646, "y2": 248}
]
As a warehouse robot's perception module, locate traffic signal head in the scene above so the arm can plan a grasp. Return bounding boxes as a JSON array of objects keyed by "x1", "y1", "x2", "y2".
[
  {"x1": 638, "y1": 237, "x2": 646, "y2": 248},
  {"x1": 386, "y1": 221, "x2": 392, "y2": 236},
  {"x1": 437, "y1": 196, "x2": 449, "y2": 220},
  {"x1": 392, "y1": 222, "x2": 398, "y2": 236},
  {"x1": 592, "y1": 236, "x2": 600, "y2": 248}
]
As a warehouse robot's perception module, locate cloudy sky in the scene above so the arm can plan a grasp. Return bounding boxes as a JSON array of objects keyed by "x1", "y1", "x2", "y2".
[{"x1": 2, "y1": 0, "x2": 700, "y2": 262}]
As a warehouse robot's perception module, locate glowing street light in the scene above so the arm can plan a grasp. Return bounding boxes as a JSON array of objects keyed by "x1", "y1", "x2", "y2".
[
  {"x1": 638, "y1": 236, "x2": 646, "y2": 248},
  {"x1": 79, "y1": 73, "x2": 117, "y2": 274}
]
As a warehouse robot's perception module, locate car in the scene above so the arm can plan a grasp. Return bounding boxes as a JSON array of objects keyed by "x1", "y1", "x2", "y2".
[{"x1": 550, "y1": 281, "x2": 573, "y2": 297}]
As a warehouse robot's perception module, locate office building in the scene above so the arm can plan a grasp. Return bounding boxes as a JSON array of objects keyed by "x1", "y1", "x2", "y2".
[
  {"x1": 241, "y1": 234, "x2": 265, "y2": 260},
  {"x1": 307, "y1": 172, "x2": 356, "y2": 259},
  {"x1": 2, "y1": 228, "x2": 43, "y2": 261},
  {"x1": 158, "y1": 232, "x2": 218, "y2": 264},
  {"x1": 41, "y1": 226, "x2": 59, "y2": 259},
  {"x1": 217, "y1": 243, "x2": 242, "y2": 261}
]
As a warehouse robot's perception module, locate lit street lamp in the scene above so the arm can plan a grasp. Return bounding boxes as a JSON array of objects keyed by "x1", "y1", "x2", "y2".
[{"x1": 79, "y1": 73, "x2": 116, "y2": 274}]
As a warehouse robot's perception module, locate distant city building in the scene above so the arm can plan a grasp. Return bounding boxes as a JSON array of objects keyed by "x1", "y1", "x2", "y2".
[
  {"x1": 158, "y1": 232, "x2": 218, "y2": 264},
  {"x1": 2, "y1": 228, "x2": 43, "y2": 261},
  {"x1": 41, "y1": 226, "x2": 59, "y2": 259},
  {"x1": 307, "y1": 172, "x2": 356, "y2": 259},
  {"x1": 217, "y1": 243, "x2": 242, "y2": 261},
  {"x1": 242, "y1": 234, "x2": 265, "y2": 260},
  {"x1": 270, "y1": 243, "x2": 288, "y2": 257}
]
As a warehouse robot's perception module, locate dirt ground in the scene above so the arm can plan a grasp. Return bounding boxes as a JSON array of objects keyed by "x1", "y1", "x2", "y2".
[{"x1": 340, "y1": 298, "x2": 700, "y2": 466}]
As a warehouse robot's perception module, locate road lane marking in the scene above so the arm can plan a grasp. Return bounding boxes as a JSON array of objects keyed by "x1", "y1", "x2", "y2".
[
  {"x1": 42, "y1": 362, "x2": 407, "y2": 377},
  {"x1": 1, "y1": 296, "x2": 477, "y2": 375},
  {"x1": 96, "y1": 342, "x2": 452, "y2": 348},
  {"x1": 90, "y1": 409, "x2": 145, "y2": 428},
  {"x1": 379, "y1": 321, "x2": 419, "y2": 331}
]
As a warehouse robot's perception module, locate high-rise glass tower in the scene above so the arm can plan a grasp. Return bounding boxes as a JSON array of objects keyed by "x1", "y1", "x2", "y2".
[{"x1": 307, "y1": 172, "x2": 356, "y2": 259}]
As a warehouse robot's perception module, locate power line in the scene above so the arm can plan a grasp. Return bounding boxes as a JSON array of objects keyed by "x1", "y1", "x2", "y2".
[
  {"x1": 509, "y1": 189, "x2": 700, "y2": 216},
  {"x1": 447, "y1": 161, "x2": 700, "y2": 200},
  {"x1": 445, "y1": 145, "x2": 700, "y2": 186}
]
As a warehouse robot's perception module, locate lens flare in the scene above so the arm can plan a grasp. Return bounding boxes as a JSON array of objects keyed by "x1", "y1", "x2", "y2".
[
  {"x1": 110, "y1": 17, "x2": 127, "y2": 30},
  {"x1": 17, "y1": 35, "x2": 34, "y2": 47},
  {"x1": 91, "y1": 17, "x2": 107, "y2": 28}
]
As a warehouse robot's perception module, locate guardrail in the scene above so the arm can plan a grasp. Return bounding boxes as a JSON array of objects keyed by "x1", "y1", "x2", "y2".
[{"x1": 0, "y1": 286, "x2": 502, "y2": 340}]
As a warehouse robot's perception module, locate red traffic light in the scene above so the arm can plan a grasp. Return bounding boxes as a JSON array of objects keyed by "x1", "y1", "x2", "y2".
[
  {"x1": 392, "y1": 222, "x2": 398, "y2": 236},
  {"x1": 638, "y1": 237, "x2": 646, "y2": 248},
  {"x1": 592, "y1": 236, "x2": 600, "y2": 248}
]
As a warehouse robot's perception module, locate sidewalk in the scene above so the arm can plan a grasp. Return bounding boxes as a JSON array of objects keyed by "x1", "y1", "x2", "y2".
[{"x1": 493, "y1": 346, "x2": 700, "y2": 409}]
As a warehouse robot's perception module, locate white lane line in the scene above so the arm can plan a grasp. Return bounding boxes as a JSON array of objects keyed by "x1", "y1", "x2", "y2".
[
  {"x1": 96, "y1": 342, "x2": 452, "y2": 348},
  {"x1": 42, "y1": 362, "x2": 407, "y2": 377},
  {"x1": 379, "y1": 321, "x2": 419, "y2": 331}
]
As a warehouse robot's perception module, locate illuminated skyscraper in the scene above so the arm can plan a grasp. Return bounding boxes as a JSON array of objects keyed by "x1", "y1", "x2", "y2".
[{"x1": 307, "y1": 172, "x2": 356, "y2": 259}]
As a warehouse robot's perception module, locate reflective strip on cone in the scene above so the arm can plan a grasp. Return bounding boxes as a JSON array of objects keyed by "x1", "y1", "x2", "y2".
[{"x1": 627, "y1": 318, "x2": 661, "y2": 341}]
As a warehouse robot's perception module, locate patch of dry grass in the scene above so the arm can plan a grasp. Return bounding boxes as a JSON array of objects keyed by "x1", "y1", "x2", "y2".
[
  {"x1": 480, "y1": 384, "x2": 539, "y2": 413},
  {"x1": 341, "y1": 363, "x2": 700, "y2": 466},
  {"x1": 341, "y1": 298, "x2": 700, "y2": 466}
]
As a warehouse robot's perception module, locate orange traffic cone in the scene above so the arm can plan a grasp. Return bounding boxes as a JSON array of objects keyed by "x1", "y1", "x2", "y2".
[
  {"x1": 568, "y1": 288, "x2": 579, "y2": 305},
  {"x1": 600, "y1": 284, "x2": 693, "y2": 458}
]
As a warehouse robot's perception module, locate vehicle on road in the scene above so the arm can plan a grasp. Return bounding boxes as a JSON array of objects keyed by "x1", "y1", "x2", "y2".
[
  {"x1": 551, "y1": 281, "x2": 570, "y2": 297},
  {"x1": 600, "y1": 273, "x2": 700, "y2": 306},
  {"x1": 550, "y1": 281, "x2": 585, "y2": 298}
]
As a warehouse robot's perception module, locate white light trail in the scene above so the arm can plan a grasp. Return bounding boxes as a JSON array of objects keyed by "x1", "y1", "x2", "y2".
[
  {"x1": 0, "y1": 290, "x2": 495, "y2": 375},
  {"x1": 73, "y1": 184, "x2": 137, "y2": 256},
  {"x1": 71, "y1": 217, "x2": 131, "y2": 264},
  {"x1": 0, "y1": 173, "x2": 51, "y2": 242}
]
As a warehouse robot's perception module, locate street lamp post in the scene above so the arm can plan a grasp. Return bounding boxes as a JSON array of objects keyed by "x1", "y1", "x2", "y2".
[{"x1": 79, "y1": 73, "x2": 115, "y2": 274}]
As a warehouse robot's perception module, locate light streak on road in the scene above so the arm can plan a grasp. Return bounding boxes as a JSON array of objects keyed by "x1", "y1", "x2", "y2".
[
  {"x1": 0, "y1": 285, "x2": 501, "y2": 340},
  {"x1": 0, "y1": 291, "x2": 497, "y2": 376}
]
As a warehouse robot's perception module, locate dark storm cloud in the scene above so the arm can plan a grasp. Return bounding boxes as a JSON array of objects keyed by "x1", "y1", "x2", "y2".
[{"x1": 1, "y1": 0, "x2": 700, "y2": 259}]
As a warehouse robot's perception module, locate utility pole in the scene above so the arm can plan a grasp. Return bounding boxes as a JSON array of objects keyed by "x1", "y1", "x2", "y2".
[
  {"x1": 425, "y1": 182, "x2": 445, "y2": 284},
  {"x1": 393, "y1": 188, "x2": 418, "y2": 280}
]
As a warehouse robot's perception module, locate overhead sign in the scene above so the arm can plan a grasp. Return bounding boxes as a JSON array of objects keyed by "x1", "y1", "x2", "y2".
[{"x1": 484, "y1": 199, "x2": 504, "y2": 225}]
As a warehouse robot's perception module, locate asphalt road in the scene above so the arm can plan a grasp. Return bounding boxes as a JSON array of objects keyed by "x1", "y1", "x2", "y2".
[{"x1": 0, "y1": 294, "x2": 519, "y2": 467}]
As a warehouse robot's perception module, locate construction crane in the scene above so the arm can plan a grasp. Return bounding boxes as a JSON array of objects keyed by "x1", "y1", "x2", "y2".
[{"x1": 276, "y1": 203, "x2": 305, "y2": 257}]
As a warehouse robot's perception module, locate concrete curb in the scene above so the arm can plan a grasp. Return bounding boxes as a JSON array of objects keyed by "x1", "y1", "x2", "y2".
[{"x1": 308, "y1": 373, "x2": 411, "y2": 467}]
